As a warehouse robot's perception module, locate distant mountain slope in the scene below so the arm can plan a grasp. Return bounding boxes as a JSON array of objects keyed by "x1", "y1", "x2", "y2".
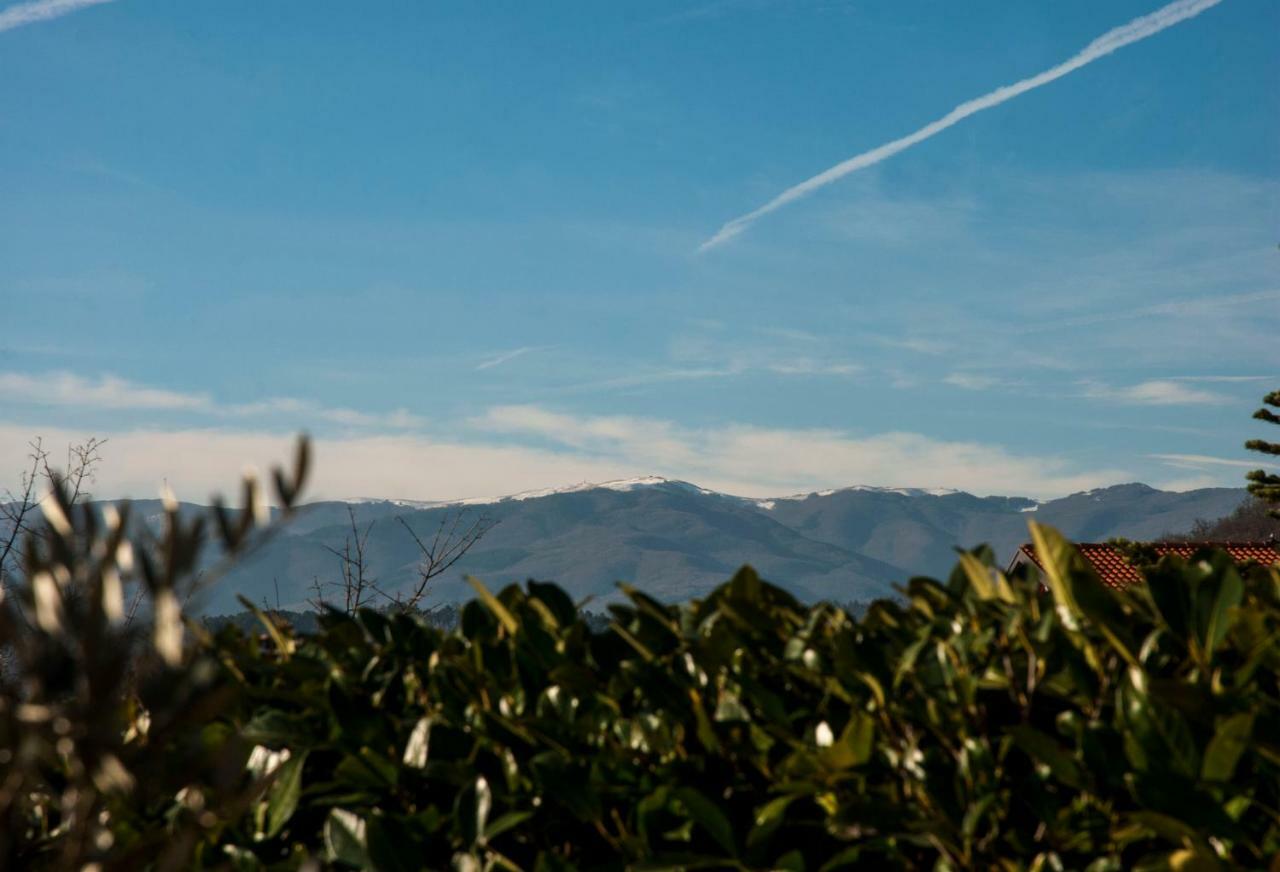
[
  {"x1": 759, "y1": 483, "x2": 1247, "y2": 579},
  {"x1": 1019, "y1": 484, "x2": 1248, "y2": 543},
  {"x1": 755, "y1": 489, "x2": 1036, "y2": 580},
  {"x1": 211, "y1": 481, "x2": 905, "y2": 614}
]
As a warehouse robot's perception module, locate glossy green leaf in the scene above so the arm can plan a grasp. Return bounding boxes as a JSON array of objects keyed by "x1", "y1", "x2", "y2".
[{"x1": 264, "y1": 751, "x2": 306, "y2": 839}]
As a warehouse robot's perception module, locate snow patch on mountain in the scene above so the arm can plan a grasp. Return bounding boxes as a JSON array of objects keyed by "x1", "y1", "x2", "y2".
[{"x1": 751, "y1": 484, "x2": 960, "y2": 509}]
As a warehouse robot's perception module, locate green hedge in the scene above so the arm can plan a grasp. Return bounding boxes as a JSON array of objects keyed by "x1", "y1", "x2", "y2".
[{"x1": 2, "y1": 462, "x2": 1278, "y2": 869}]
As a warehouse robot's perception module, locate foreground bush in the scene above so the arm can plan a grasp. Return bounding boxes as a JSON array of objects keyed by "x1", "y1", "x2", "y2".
[{"x1": 2, "y1": 460, "x2": 1277, "y2": 869}]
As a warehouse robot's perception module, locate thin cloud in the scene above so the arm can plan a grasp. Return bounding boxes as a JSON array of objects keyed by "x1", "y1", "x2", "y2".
[
  {"x1": 0, "y1": 370, "x2": 423, "y2": 430},
  {"x1": 1166, "y1": 374, "x2": 1277, "y2": 383},
  {"x1": 876, "y1": 336, "x2": 950, "y2": 356},
  {"x1": 665, "y1": 329, "x2": 863, "y2": 381},
  {"x1": 226, "y1": 397, "x2": 425, "y2": 430},
  {"x1": 554, "y1": 366, "x2": 743, "y2": 395},
  {"x1": 1151, "y1": 453, "x2": 1261, "y2": 469},
  {"x1": 766, "y1": 359, "x2": 862, "y2": 376},
  {"x1": 476, "y1": 346, "x2": 551, "y2": 371},
  {"x1": 943, "y1": 373, "x2": 1002, "y2": 391},
  {"x1": 0, "y1": 0, "x2": 114, "y2": 33},
  {"x1": 699, "y1": 0, "x2": 1226, "y2": 251},
  {"x1": 1016, "y1": 289, "x2": 1280, "y2": 334},
  {"x1": 558, "y1": 358, "x2": 863, "y2": 392},
  {"x1": 1080, "y1": 379, "x2": 1231, "y2": 406},
  {"x1": 755, "y1": 326, "x2": 821, "y2": 343},
  {"x1": 0, "y1": 370, "x2": 210, "y2": 411}
]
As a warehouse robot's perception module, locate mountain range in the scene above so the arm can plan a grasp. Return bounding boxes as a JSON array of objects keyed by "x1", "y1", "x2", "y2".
[{"x1": 159, "y1": 477, "x2": 1245, "y2": 614}]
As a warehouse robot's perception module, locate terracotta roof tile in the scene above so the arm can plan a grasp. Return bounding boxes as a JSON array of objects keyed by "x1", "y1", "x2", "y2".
[{"x1": 1010, "y1": 542, "x2": 1280, "y2": 590}]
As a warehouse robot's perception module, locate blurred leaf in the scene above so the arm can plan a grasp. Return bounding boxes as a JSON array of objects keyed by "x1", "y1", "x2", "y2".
[
  {"x1": 264, "y1": 751, "x2": 306, "y2": 839},
  {"x1": 402, "y1": 716, "x2": 432, "y2": 769},
  {"x1": 467, "y1": 576, "x2": 520, "y2": 635},
  {"x1": 958, "y1": 551, "x2": 1014, "y2": 603},
  {"x1": 821, "y1": 712, "x2": 875, "y2": 770},
  {"x1": 485, "y1": 810, "x2": 535, "y2": 842},
  {"x1": 1198, "y1": 563, "x2": 1244, "y2": 659},
  {"x1": 325, "y1": 808, "x2": 370, "y2": 867},
  {"x1": 672, "y1": 787, "x2": 736, "y2": 857},
  {"x1": 1009, "y1": 725, "x2": 1087, "y2": 790},
  {"x1": 236, "y1": 594, "x2": 294, "y2": 660},
  {"x1": 1201, "y1": 713, "x2": 1253, "y2": 783}
]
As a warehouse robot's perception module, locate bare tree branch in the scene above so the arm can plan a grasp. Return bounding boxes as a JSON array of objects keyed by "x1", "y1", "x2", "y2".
[
  {"x1": 0, "y1": 441, "x2": 45, "y2": 589},
  {"x1": 307, "y1": 575, "x2": 327, "y2": 613},
  {"x1": 319, "y1": 506, "x2": 377, "y2": 614},
  {"x1": 2, "y1": 437, "x2": 106, "y2": 590},
  {"x1": 389, "y1": 508, "x2": 496, "y2": 610}
]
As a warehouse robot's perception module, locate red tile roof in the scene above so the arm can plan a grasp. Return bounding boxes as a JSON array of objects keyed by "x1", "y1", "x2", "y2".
[{"x1": 1009, "y1": 542, "x2": 1280, "y2": 590}]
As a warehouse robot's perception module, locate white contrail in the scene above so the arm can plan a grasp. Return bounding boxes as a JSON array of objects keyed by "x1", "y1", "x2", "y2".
[
  {"x1": 0, "y1": 0, "x2": 114, "y2": 33},
  {"x1": 699, "y1": 0, "x2": 1227, "y2": 252}
]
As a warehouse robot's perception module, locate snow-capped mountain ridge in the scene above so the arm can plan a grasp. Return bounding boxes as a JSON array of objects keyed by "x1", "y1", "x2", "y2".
[
  {"x1": 341, "y1": 479, "x2": 1184, "y2": 512},
  {"x1": 343, "y1": 476, "x2": 708, "y2": 509},
  {"x1": 341, "y1": 477, "x2": 961, "y2": 511}
]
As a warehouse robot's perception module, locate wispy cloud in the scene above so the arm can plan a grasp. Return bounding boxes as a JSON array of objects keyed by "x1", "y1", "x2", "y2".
[
  {"x1": 943, "y1": 373, "x2": 1004, "y2": 391},
  {"x1": 699, "y1": 0, "x2": 1225, "y2": 250},
  {"x1": 0, "y1": 0, "x2": 113, "y2": 33},
  {"x1": 755, "y1": 326, "x2": 821, "y2": 343},
  {"x1": 476, "y1": 346, "x2": 551, "y2": 371},
  {"x1": 554, "y1": 366, "x2": 742, "y2": 395},
  {"x1": 1166, "y1": 374, "x2": 1277, "y2": 383},
  {"x1": 0, "y1": 370, "x2": 424, "y2": 429},
  {"x1": 1016, "y1": 289, "x2": 1280, "y2": 334},
  {"x1": 665, "y1": 328, "x2": 863, "y2": 381},
  {"x1": 553, "y1": 328, "x2": 865, "y2": 395},
  {"x1": 1080, "y1": 379, "x2": 1232, "y2": 406},
  {"x1": 873, "y1": 336, "x2": 950, "y2": 356},
  {"x1": 765, "y1": 359, "x2": 862, "y2": 376},
  {"x1": 227, "y1": 398, "x2": 425, "y2": 430},
  {"x1": 1151, "y1": 453, "x2": 1261, "y2": 469},
  {"x1": 0, "y1": 370, "x2": 209, "y2": 411}
]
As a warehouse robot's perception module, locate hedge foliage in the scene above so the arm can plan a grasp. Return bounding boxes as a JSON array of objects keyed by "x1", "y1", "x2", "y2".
[{"x1": 2, "y1": 454, "x2": 1278, "y2": 870}]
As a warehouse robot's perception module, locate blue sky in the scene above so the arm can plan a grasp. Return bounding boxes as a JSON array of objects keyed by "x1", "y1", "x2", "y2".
[{"x1": 1, "y1": 0, "x2": 1277, "y2": 501}]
